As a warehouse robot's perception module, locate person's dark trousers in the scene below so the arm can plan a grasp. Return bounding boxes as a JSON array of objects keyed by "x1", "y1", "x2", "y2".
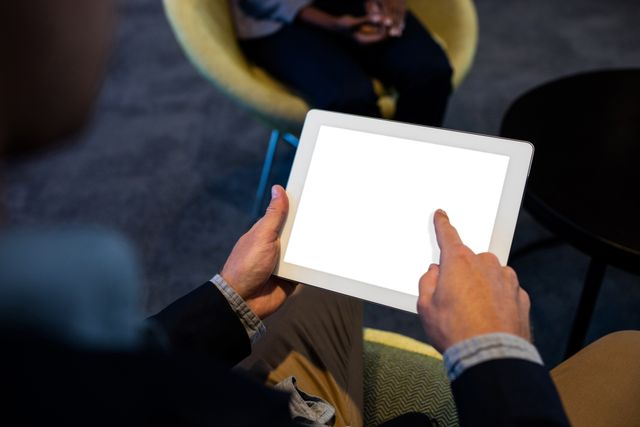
[{"x1": 240, "y1": 10, "x2": 453, "y2": 127}]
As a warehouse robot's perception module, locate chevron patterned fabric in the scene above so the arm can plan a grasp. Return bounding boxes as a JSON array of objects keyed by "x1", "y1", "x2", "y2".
[{"x1": 363, "y1": 341, "x2": 459, "y2": 427}]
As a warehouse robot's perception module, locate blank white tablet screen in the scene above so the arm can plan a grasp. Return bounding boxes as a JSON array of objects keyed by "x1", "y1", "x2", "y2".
[{"x1": 284, "y1": 126, "x2": 510, "y2": 297}]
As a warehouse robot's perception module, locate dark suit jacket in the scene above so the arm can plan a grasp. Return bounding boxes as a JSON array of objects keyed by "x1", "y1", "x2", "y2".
[
  {"x1": 5, "y1": 283, "x2": 297, "y2": 426},
  {"x1": 5, "y1": 282, "x2": 570, "y2": 426}
]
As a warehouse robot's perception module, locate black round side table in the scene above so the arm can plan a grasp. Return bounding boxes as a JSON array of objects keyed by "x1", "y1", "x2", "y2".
[{"x1": 500, "y1": 69, "x2": 640, "y2": 358}]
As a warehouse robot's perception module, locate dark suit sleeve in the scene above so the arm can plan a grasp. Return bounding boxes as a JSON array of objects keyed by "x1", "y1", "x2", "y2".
[
  {"x1": 148, "y1": 282, "x2": 251, "y2": 367},
  {"x1": 451, "y1": 359, "x2": 570, "y2": 426}
]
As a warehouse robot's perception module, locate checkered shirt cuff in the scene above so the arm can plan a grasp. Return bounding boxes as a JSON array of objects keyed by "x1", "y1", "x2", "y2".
[
  {"x1": 210, "y1": 274, "x2": 266, "y2": 345},
  {"x1": 443, "y1": 333, "x2": 543, "y2": 381}
]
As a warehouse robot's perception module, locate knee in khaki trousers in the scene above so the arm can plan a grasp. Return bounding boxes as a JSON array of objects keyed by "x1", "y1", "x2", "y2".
[
  {"x1": 552, "y1": 331, "x2": 640, "y2": 427},
  {"x1": 239, "y1": 285, "x2": 364, "y2": 427}
]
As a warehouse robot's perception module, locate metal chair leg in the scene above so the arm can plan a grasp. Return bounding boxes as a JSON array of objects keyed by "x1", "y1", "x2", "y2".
[
  {"x1": 510, "y1": 236, "x2": 563, "y2": 261},
  {"x1": 253, "y1": 129, "x2": 280, "y2": 215},
  {"x1": 282, "y1": 133, "x2": 299, "y2": 148},
  {"x1": 564, "y1": 258, "x2": 607, "y2": 359}
]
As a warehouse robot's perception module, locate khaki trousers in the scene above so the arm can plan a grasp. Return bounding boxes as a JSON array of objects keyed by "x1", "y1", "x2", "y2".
[
  {"x1": 239, "y1": 285, "x2": 364, "y2": 427},
  {"x1": 552, "y1": 330, "x2": 640, "y2": 427}
]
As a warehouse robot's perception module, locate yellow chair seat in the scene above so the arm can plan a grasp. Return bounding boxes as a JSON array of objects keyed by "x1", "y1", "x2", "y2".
[{"x1": 164, "y1": 0, "x2": 478, "y2": 134}]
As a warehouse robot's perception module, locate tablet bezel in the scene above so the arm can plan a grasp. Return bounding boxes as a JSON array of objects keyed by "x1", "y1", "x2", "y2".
[{"x1": 274, "y1": 109, "x2": 533, "y2": 313}]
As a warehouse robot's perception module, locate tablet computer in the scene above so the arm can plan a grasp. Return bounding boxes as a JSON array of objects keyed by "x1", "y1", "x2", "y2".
[{"x1": 275, "y1": 110, "x2": 533, "y2": 313}]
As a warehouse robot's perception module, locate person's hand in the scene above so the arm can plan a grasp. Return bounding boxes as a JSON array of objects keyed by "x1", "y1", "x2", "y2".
[
  {"x1": 220, "y1": 185, "x2": 296, "y2": 319},
  {"x1": 352, "y1": 23, "x2": 388, "y2": 44},
  {"x1": 366, "y1": 0, "x2": 406, "y2": 37},
  {"x1": 417, "y1": 210, "x2": 532, "y2": 353},
  {"x1": 334, "y1": 14, "x2": 371, "y2": 33},
  {"x1": 334, "y1": 14, "x2": 388, "y2": 44}
]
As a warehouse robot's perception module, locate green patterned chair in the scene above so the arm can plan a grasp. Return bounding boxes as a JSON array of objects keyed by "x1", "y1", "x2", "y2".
[{"x1": 364, "y1": 329, "x2": 458, "y2": 427}]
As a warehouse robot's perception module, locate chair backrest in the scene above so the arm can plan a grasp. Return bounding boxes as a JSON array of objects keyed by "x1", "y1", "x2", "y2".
[
  {"x1": 407, "y1": 0, "x2": 478, "y2": 88},
  {"x1": 163, "y1": 0, "x2": 478, "y2": 133}
]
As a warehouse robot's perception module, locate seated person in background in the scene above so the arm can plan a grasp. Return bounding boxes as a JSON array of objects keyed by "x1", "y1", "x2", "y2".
[
  {"x1": 2, "y1": 1, "x2": 640, "y2": 426},
  {"x1": 230, "y1": 0, "x2": 453, "y2": 126}
]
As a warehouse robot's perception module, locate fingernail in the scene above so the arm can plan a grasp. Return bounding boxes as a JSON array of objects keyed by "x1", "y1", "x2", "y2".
[
  {"x1": 271, "y1": 185, "x2": 279, "y2": 199},
  {"x1": 428, "y1": 263, "x2": 438, "y2": 271},
  {"x1": 436, "y1": 209, "x2": 448, "y2": 219}
]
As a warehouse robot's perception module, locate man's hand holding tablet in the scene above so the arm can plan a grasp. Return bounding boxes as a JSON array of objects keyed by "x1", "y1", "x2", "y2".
[{"x1": 221, "y1": 185, "x2": 297, "y2": 320}]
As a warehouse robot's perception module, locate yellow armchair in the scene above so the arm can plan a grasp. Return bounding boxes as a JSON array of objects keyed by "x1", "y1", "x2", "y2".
[{"x1": 163, "y1": 0, "x2": 478, "y2": 133}]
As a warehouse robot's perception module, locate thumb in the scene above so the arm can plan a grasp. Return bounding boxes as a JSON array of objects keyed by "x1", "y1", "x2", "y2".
[
  {"x1": 259, "y1": 185, "x2": 289, "y2": 233},
  {"x1": 418, "y1": 263, "x2": 439, "y2": 310}
]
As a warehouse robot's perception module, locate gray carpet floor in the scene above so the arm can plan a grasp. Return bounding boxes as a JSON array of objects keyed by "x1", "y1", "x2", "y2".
[{"x1": 5, "y1": 0, "x2": 640, "y2": 367}]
